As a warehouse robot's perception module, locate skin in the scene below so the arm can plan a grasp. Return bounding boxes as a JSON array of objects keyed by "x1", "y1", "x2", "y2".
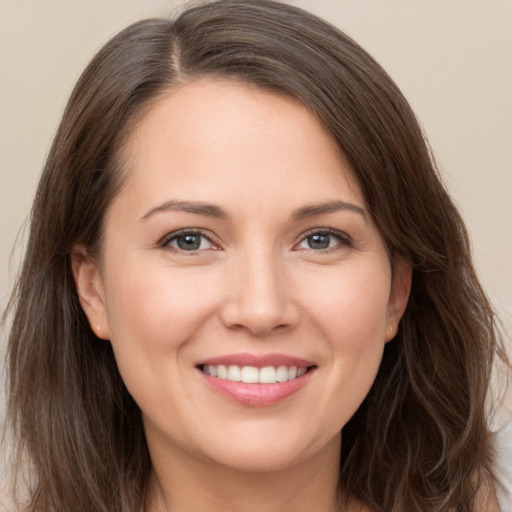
[{"x1": 73, "y1": 79, "x2": 411, "y2": 512}]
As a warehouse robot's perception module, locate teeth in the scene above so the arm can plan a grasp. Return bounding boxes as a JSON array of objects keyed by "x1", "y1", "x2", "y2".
[
  {"x1": 241, "y1": 366, "x2": 259, "y2": 383},
  {"x1": 276, "y1": 365, "x2": 288, "y2": 382},
  {"x1": 227, "y1": 365, "x2": 241, "y2": 381},
  {"x1": 201, "y1": 364, "x2": 309, "y2": 383},
  {"x1": 259, "y1": 366, "x2": 276, "y2": 384},
  {"x1": 217, "y1": 365, "x2": 227, "y2": 379}
]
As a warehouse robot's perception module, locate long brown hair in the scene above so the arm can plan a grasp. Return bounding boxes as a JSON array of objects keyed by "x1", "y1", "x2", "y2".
[{"x1": 4, "y1": 1, "x2": 507, "y2": 510}]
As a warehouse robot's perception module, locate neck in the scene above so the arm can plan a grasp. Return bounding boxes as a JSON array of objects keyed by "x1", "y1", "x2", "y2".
[{"x1": 145, "y1": 434, "x2": 343, "y2": 512}]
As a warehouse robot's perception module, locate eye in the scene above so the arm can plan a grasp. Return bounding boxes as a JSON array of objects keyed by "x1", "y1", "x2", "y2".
[
  {"x1": 295, "y1": 230, "x2": 351, "y2": 251},
  {"x1": 162, "y1": 230, "x2": 217, "y2": 252}
]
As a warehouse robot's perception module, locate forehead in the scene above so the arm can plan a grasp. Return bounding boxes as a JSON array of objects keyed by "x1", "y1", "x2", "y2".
[{"x1": 116, "y1": 78, "x2": 364, "y2": 213}]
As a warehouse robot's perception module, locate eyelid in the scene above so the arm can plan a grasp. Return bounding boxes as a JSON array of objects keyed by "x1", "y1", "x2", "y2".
[
  {"x1": 293, "y1": 228, "x2": 353, "y2": 251},
  {"x1": 158, "y1": 227, "x2": 352, "y2": 252},
  {"x1": 159, "y1": 228, "x2": 220, "y2": 251}
]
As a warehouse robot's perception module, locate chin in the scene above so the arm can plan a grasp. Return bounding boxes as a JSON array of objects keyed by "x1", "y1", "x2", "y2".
[
  {"x1": 207, "y1": 447, "x2": 309, "y2": 474},
  {"x1": 195, "y1": 427, "x2": 339, "y2": 474}
]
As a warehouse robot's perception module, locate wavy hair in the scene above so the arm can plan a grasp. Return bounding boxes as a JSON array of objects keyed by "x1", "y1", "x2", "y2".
[{"x1": 4, "y1": 1, "x2": 506, "y2": 510}]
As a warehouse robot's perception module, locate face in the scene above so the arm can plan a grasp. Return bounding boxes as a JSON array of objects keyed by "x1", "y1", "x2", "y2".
[{"x1": 74, "y1": 79, "x2": 410, "y2": 473}]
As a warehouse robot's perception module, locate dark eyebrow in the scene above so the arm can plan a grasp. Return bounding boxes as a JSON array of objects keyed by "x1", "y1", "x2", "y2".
[
  {"x1": 140, "y1": 200, "x2": 227, "y2": 221},
  {"x1": 291, "y1": 200, "x2": 367, "y2": 222},
  {"x1": 140, "y1": 199, "x2": 367, "y2": 223}
]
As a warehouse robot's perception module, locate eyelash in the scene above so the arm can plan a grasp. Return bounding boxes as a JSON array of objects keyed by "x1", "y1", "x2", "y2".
[
  {"x1": 294, "y1": 228, "x2": 352, "y2": 252},
  {"x1": 159, "y1": 228, "x2": 352, "y2": 253},
  {"x1": 159, "y1": 229, "x2": 218, "y2": 253}
]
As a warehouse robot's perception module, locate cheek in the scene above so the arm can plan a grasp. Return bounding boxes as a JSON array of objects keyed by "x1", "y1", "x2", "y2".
[
  {"x1": 332, "y1": 270, "x2": 390, "y2": 366},
  {"x1": 300, "y1": 265, "x2": 390, "y2": 417},
  {"x1": 303, "y1": 261, "x2": 391, "y2": 342},
  {"x1": 101, "y1": 260, "x2": 220, "y2": 394},
  {"x1": 105, "y1": 260, "x2": 218, "y2": 341}
]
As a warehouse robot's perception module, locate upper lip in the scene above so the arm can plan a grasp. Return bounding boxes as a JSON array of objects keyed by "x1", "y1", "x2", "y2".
[{"x1": 196, "y1": 352, "x2": 316, "y2": 368}]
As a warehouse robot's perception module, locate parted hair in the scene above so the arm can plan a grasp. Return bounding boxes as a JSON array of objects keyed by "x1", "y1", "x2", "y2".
[{"x1": 4, "y1": 1, "x2": 505, "y2": 511}]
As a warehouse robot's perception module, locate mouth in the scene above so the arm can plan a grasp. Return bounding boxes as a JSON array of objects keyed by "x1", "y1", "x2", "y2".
[
  {"x1": 199, "y1": 364, "x2": 312, "y2": 384},
  {"x1": 195, "y1": 354, "x2": 317, "y2": 406}
]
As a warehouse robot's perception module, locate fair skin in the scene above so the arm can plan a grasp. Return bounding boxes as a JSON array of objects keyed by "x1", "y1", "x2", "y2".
[{"x1": 73, "y1": 79, "x2": 411, "y2": 512}]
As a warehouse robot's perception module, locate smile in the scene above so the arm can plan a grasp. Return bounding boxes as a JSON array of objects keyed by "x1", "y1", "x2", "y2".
[
  {"x1": 196, "y1": 354, "x2": 317, "y2": 406},
  {"x1": 200, "y1": 364, "x2": 308, "y2": 384}
]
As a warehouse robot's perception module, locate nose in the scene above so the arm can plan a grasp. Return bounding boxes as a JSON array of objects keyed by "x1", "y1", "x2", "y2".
[{"x1": 219, "y1": 249, "x2": 300, "y2": 337}]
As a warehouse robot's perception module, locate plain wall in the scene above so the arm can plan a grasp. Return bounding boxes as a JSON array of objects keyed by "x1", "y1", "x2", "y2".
[{"x1": 1, "y1": 0, "x2": 511, "y2": 493}]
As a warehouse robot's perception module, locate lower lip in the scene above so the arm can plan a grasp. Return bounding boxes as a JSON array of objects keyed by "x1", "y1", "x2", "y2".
[{"x1": 198, "y1": 368, "x2": 315, "y2": 407}]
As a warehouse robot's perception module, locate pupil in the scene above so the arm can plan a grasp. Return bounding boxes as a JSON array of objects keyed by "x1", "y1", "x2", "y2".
[
  {"x1": 308, "y1": 234, "x2": 330, "y2": 249},
  {"x1": 178, "y1": 234, "x2": 201, "y2": 250}
]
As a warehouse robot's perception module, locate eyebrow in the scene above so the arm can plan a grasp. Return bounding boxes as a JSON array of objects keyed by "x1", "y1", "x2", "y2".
[
  {"x1": 140, "y1": 199, "x2": 367, "y2": 222},
  {"x1": 140, "y1": 200, "x2": 228, "y2": 221},
  {"x1": 291, "y1": 200, "x2": 367, "y2": 223}
]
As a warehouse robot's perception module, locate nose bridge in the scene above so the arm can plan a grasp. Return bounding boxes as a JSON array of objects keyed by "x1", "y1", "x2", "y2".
[
  {"x1": 221, "y1": 244, "x2": 298, "y2": 335},
  {"x1": 244, "y1": 245, "x2": 282, "y2": 303}
]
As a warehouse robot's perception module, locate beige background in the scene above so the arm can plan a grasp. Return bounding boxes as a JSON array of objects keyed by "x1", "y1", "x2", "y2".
[{"x1": 1, "y1": 0, "x2": 511, "y2": 492}]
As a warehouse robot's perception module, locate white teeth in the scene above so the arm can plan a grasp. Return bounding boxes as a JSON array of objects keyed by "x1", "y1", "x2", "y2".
[
  {"x1": 259, "y1": 366, "x2": 277, "y2": 384},
  {"x1": 276, "y1": 365, "x2": 288, "y2": 382},
  {"x1": 241, "y1": 366, "x2": 259, "y2": 383},
  {"x1": 227, "y1": 365, "x2": 241, "y2": 381},
  {"x1": 201, "y1": 364, "x2": 309, "y2": 383},
  {"x1": 217, "y1": 365, "x2": 227, "y2": 379}
]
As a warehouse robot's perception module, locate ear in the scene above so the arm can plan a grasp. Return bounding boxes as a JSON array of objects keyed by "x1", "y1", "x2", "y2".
[
  {"x1": 385, "y1": 261, "x2": 412, "y2": 342},
  {"x1": 71, "y1": 245, "x2": 111, "y2": 340}
]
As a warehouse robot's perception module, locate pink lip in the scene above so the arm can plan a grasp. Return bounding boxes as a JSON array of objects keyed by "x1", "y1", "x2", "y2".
[
  {"x1": 198, "y1": 370, "x2": 315, "y2": 407},
  {"x1": 195, "y1": 353, "x2": 317, "y2": 407},
  {"x1": 196, "y1": 352, "x2": 315, "y2": 368}
]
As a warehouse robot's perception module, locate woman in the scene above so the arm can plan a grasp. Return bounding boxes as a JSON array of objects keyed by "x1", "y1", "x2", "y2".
[{"x1": 3, "y1": 1, "x2": 508, "y2": 510}]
